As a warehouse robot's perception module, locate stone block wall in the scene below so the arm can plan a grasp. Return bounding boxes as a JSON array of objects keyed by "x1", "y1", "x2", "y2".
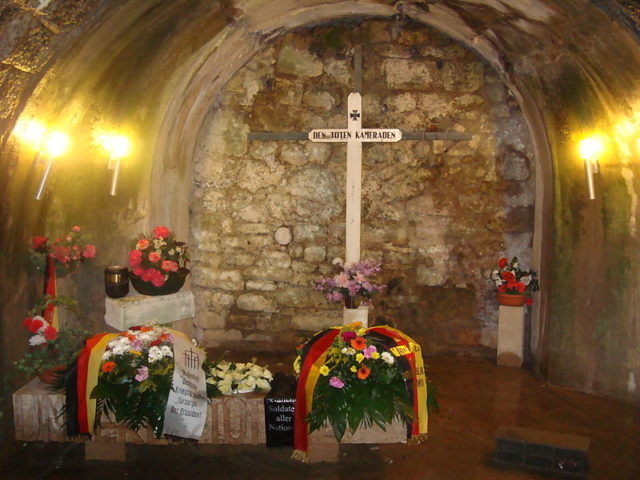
[{"x1": 189, "y1": 19, "x2": 535, "y2": 354}]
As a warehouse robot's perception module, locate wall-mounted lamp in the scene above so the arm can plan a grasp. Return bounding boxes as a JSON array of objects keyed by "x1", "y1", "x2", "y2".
[
  {"x1": 578, "y1": 136, "x2": 604, "y2": 200},
  {"x1": 96, "y1": 133, "x2": 130, "y2": 196},
  {"x1": 34, "y1": 131, "x2": 70, "y2": 200}
]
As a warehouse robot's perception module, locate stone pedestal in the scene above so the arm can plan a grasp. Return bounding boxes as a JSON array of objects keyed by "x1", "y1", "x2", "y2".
[
  {"x1": 308, "y1": 419, "x2": 406, "y2": 463},
  {"x1": 13, "y1": 378, "x2": 266, "y2": 460},
  {"x1": 497, "y1": 305, "x2": 525, "y2": 367},
  {"x1": 104, "y1": 291, "x2": 195, "y2": 334},
  {"x1": 343, "y1": 305, "x2": 369, "y2": 327}
]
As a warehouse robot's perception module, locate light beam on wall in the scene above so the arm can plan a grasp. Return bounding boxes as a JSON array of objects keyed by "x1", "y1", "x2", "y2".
[
  {"x1": 34, "y1": 131, "x2": 70, "y2": 200},
  {"x1": 96, "y1": 133, "x2": 131, "y2": 196}
]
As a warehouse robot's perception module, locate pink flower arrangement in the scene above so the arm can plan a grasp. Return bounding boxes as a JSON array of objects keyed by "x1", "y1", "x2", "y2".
[
  {"x1": 30, "y1": 225, "x2": 96, "y2": 275},
  {"x1": 128, "y1": 225, "x2": 189, "y2": 287},
  {"x1": 314, "y1": 258, "x2": 386, "y2": 305}
]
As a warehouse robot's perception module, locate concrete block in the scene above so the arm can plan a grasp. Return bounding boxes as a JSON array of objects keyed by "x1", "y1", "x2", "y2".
[
  {"x1": 497, "y1": 305, "x2": 524, "y2": 367},
  {"x1": 104, "y1": 291, "x2": 195, "y2": 330}
]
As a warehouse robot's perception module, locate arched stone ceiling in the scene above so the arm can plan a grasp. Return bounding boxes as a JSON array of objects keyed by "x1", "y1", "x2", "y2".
[{"x1": 2, "y1": 0, "x2": 639, "y2": 401}]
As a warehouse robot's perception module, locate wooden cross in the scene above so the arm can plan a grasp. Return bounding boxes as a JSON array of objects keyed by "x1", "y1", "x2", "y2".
[{"x1": 249, "y1": 46, "x2": 471, "y2": 265}]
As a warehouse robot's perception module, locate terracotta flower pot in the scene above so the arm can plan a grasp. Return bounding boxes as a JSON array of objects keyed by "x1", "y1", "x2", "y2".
[
  {"x1": 37, "y1": 365, "x2": 66, "y2": 385},
  {"x1": 496, "y1": 293, "x2": 526, "y2": 307},
  {"x1": 130, "y1": 268, "x2": 190, "y2": 296}
]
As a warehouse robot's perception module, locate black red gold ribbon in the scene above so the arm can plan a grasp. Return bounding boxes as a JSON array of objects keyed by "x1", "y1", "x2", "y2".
[{"x1": 292, "y1": 328, "x2": 339, "y2": 461}]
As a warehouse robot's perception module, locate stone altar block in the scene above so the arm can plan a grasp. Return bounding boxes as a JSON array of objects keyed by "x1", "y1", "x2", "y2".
[
  {"x1": 104, "y1": 290, "x2": 195, "y2": 332},
  {"x1": 14, "y1": 378, "x2": 266, "y2": 459},
  {"x1": 497, "y1": 305, "x2": 525, "y2": 367}
]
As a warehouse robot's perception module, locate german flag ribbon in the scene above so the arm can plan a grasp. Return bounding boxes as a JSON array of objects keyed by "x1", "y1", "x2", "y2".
[
  {"x1": 292, "y1": 327, "x2": 340, "y2": 461},
  {"x1": 76, "y1": 333, "x2": 117, "y2": 434},
  {"x1": 43, "y1": 256, "x2": 58, "y2": 329},
  {"x1": 366, "y1": 326, "x2": 428, "y2": 439}
]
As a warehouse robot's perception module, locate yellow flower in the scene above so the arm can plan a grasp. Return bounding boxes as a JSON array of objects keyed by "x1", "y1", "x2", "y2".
[
  {"x1": 372, "y1": 352, "x2": 380, "y2": 360},
  {"x1": 357, "y1": 328, "x2": 366, "y2": 335},
  {"x1": 355, "y1": 353, "x2": 364, "y2": 363},
  {"x1": 129, "y1": 350, "x2": 142, "y2": 355},
  {"x1": 293, "y1": 355, "x2": 301, "y2": 374},
  {"x1": 350, "y1": 365, "x2": 358, "y2": 373},
  {"x1": 319, "y1": 365, "x2": 330, "y2": 376}
]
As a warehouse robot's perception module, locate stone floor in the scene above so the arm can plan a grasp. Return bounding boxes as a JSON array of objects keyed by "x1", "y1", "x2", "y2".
[{"x1": 1, "y1": 356, "x2": 638, "y2": 480}]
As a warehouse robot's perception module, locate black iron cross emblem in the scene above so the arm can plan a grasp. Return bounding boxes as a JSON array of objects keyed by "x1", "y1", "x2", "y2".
[{"x1": 350, "y1": 110, "x2": 361, "y2": 121}]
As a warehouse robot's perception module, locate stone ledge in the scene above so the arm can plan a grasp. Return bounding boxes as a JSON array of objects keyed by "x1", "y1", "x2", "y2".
[
  {"x1": 105, "y1": 291, "x2": 195, "y2": 331},
  {"x1": 13, "y1": 377, "x2": 265, "y2": 446}
]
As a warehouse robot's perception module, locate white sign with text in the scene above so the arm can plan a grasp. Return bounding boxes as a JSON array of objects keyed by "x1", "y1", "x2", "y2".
[{"x1": 162, "y1": 335, "x2": 208, "y2": 440}]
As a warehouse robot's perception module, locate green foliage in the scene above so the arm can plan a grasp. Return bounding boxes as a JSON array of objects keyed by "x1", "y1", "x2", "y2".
[
  {"x1": 90, "y1": 326, "x2": 176, "y2": 437},
  {"x1": 303, "y1": 326, "x2": 415, "y2": 441}
]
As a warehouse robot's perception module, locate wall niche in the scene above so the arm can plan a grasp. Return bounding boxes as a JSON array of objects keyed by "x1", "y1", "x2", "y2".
[{"x1": 189, "y1": 19, "x2": 535, "y2": 354}]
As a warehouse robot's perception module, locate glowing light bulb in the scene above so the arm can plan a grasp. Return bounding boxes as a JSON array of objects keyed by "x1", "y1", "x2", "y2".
[
  {"x1": 578, "y1": 137, "x2": 604, "y2": 160},
  {"x1": 45, "y1": 131, "x2": 70, "y2": 158},
  {"x1": 579, "y1": 136, "x2": 603, "y2": 201},
  {"x1": 13, "y1": 119, "x2": 47, "y2": 151},
  {"x1": 99, "y1": 134, "x2": 130, "y2": 158}
]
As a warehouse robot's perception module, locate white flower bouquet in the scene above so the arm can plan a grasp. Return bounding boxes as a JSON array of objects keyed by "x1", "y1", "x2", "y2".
[{"x1": 205, "y1": 360, "x2": 273, "y2": 396}]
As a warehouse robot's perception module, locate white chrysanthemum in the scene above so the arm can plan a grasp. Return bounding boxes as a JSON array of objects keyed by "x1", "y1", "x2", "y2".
[
  {"x1": 249, "y1": 365, "x2": 264, "y2": 377},
  {"x1": 138, "y1": 332, "x2": 154, "y2": 344},
  {"x1": 216, "y1": 362, "x2": 230, "y2": 372},
  {"x1": 262, "y1": 369, "x2": 273, "y2": 381},
  {"x1": 255, "y1": 378, "x2": 271, "y2": 391},
  {"x1": 206, "y1": 377, "x2": 218, "y2": 385},
  {"x1": 110, "y1": 338, "x2": 131, "y2": 355},
  {"x1": 237, "y1": 375, "x2": 256, "y2": 393},
  {"x1": 29, "y1": 334, "x2": 47, "y2": 346},
  {"x1": 521, "y1": 275, "x2": 531, "y2": 286},
  {"x1": 160, "y1": 345, "x2": 173, "y2": 358},
  {"x1": 218, "y1": 378, "x2": 233, "y2": 395},
  {"x1": 381, "y1": 351, "x2": 395, "y2": 365},
  {"x1": 231, "y1": 371, "x2": 246, "y2": 382},
  {"x1": 102, "y1": 350, "x2": 113, "y2": 360},
  {"x1": 148, "y1": 346, "x2": 163, "y2": 363},
  {"x1": 234, "y1": 362, "x2": 247, "y2": 372},
  {"x1": 342, "y1": 347, "x2": 356, "y2": 356}
]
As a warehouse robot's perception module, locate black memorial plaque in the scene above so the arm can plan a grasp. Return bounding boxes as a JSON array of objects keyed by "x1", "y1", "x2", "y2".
[{"x1": 264, "y1": 373, "x2": 297, "y2": 447}]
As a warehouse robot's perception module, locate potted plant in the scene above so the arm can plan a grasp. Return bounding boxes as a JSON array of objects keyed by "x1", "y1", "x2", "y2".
[
  {"x1": 314, "y1": 258, "x2": 386, "y2": 325},
  {"x1": 128, "y1": 225, "x2": 190, "y2": 295},
  {"x1": 15, "y1": 296, "x2": 91, "y2": 385},
  {"x1": 92, "y1": 324, "x2": 177, "y2": 436},
  {"x1": 296, "y1": 322, "x2": 414, "y2": 442},
  {"x1": 491, "y1": 256, "x2": 539, "y2": 306},
  {"x1": 29, "y1": 225, "x2": 97, "y2": 277}
]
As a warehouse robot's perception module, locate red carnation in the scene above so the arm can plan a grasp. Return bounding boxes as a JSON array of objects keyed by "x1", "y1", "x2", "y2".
[
  {"x1": 148, "y1": 251, "x2": 161, "y2": 263},
  {"x1": 153, "y1": 225, "x2": 170, "y2": 239},
  {"x1": 28, "y1": 318, "x2": 44, "y2": 334},
  {"x1": 82, "y1": 244, "x2": 96, "y2": 259},
  {"x1": 150, "y1": 339, "x2": 162, "y2": 347},
  {"x1": 161, "y1": 260, "x2": 178, "y2": 272},
  {"x1": 43, "y1": 326, "x2": 57, "y2": 341},
  {"x1": 502, "y1": 271, "x2": 515, "y2": 282},
  {"x1": 498, "y1": 257, "x2": 508, "y2": 269},
  {"x1": 23, "y1": 317, "x2": 33, "y2": 330},
  {"x1": 129, "y1": 249, "x2": 143, "y2": 267},
  {"x1": 31, "y1": 236, "x2": 48, "y2": 251}
]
